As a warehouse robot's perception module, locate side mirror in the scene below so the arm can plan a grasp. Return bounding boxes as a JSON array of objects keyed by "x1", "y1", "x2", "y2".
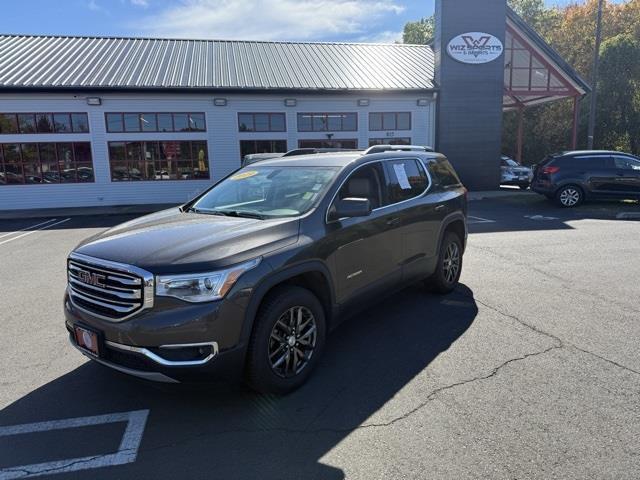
[{"x1": 329, "y1": 197, "x2": 372, "y2": 221}]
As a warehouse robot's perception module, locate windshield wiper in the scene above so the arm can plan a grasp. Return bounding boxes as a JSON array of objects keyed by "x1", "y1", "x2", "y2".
[{"x1": 206, "y1": 210, "x2": 266, "y2": 220}]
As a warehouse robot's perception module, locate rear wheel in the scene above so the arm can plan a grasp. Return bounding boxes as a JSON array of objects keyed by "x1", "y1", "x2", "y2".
[
  {"x1": 245, "y1": 286, "x2": 326, "y2": 394},
  {"x1": 426, "y1": 232, "x2": 463, "y2": 294},
  {"x1": 555, "y1": 184, "x2": 583, "y2": 208}
]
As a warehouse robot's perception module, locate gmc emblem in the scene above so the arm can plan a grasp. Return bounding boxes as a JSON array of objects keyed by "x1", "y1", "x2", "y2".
[{"x1": 77, "y1": 270, "x2": 106, "y2": 288}]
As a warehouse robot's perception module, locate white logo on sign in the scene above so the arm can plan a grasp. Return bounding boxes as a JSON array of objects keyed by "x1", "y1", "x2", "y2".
[{"x1": 447, "y1": 32, "x2": 503, "y2": 64}]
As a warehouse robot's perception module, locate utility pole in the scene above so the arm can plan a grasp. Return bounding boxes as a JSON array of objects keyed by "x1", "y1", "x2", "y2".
[{"x1": 587, "y1": 0, "x2": 604, "y2": 150}]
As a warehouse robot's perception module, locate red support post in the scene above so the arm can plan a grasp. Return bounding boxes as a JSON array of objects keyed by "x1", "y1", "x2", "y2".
[
  {"x1": 516, "y1": 106, "x2": 524, "y2": 162},
  {"x1": 571, "y1": 95, "x2": 580, "y2": 150}
]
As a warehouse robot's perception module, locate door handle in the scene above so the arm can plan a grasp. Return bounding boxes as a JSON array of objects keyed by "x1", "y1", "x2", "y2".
[
  {"x1": 435, "y1": 204, "x2": 446, "y2": 211},
  {"x1": 386, "y1": 217, "x2": 401, "y2": 226}
]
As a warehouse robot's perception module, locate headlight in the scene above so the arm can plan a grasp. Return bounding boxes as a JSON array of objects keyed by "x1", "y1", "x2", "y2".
[{"x1": 156, "y1": 258, "x2": 261, "y2": 303}]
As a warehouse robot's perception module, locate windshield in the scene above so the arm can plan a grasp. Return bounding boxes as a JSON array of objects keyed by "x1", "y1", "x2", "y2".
[
  {"x1": 502, "y1": 157, "x2": 520, "y2": 167},
  {"x1": 192, "y1": 166, "x2": 339, "y2": 218}
]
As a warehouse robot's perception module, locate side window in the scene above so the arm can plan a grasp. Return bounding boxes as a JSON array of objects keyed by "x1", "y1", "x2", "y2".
[
  {"x1": 429, "y1": 157, "x2": 461, "y2": 188},
  {"x1": 614, "y1": 156, "x2": 640, "y2": 171},
  {"x1": 568, "y1": 156, "x2": 609, "y2": 169},
  {"x1": 384, "y1": 159, "x2": 429, "y2": 204},
  {"x1": 336, "y1": 162, "x2": 385, "y2": 210}
]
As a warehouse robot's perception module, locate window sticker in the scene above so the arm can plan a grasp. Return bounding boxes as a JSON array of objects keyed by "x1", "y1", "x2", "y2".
[
  {"x1": 393, "y1": 163, "x2": 412, "y2": 190},
  {"x1": 312, "y1": 183, "x2": 323, "y2": 191},
  {"x1": 303, "y1": 192, "x2": 314, "y2": 200},
  {"x1": 231, "y1": 170, "x2": 258, "y2": 180}
]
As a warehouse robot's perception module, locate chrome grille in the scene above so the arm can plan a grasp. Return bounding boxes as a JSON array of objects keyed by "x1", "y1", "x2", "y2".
[{"x1": 67, "y1": 253, "x2": 154, "y2": 321}]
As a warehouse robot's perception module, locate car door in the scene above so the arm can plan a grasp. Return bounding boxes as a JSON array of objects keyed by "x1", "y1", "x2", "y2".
[
  {"x1": 613, "y1": 155, "x2": 640, "y2": 195},
  {"x1": 326, "y1": 162, "x2": 402, "y2": 305},
  {"x1": 575, "y1": 155, "x2": 617, "y2": 194},
  {"x1": 381, "y1": 158, "x2": 439, "y2": 283}
]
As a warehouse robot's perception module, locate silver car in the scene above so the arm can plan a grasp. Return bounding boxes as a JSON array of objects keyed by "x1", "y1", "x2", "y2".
[{"x1": 500, "y1": 155, "x2": 533, "y2": 189}]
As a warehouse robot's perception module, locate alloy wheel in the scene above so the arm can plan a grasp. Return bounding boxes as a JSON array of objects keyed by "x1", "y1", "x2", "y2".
[
  {"x1": 443, "y1": 242, "x2": 460, "y2": 284},
  {"x1": 559, "y1": 188, "x2": 580, "y2": 206},
  {"x1": 268, "y1": 306, "x2": 317, "y2": 378}
]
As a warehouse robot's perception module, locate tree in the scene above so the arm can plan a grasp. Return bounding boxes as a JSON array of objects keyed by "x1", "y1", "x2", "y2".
[
  {"x1": 596, "y1": 34, "x2": 640, "y2": 152},
  {"x1": 402, "y1": 17, "x2": 434, "y2": 45}
]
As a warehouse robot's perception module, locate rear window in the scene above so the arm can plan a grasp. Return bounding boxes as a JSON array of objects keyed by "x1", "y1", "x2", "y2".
[{"x1": 429, "y1": 157, "x2": 462, "y2": 188}]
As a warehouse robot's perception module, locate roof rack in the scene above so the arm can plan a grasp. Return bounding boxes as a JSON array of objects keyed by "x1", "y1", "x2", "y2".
[
  {"x1": 281, "y1": 148, "x2": 363, "y2": 157},
  {"x1": 363, "y1": 145, "x2": 434, "y2": 155}
]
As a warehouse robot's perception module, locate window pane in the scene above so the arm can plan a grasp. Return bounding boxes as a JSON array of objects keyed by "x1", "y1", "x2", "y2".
[
  {"x1": 17, "y1": 114, "x2": 36, "y2": 133},
  {"x1": 327, "y1": 114, "x2": 342, "y2": 131},
  {"x1": 312, "y1": 114, "x2": 326, "y2": 131},
  {"x1": 270, "y1": 114, "x2": 285, "y2": 132},
  {"x1": 140, "y1": 113, "x2": 157, "y2": 132},
  {"x1": 369, "y1": 137, "x2": 411, "y2": 146},
  {"x1": 189, "y1": 113, "x2": 206, "y2": 131},
  {"x1": 106, "y1": 113, "x2": 123, "y2": 133},
  {"x1": 54, "y1": 113, "x2": 72, "y2": 133},
  {"x1": 254, "y1": 114, "x2": 270, "y2": 132},
  {"x1": 0, "y1": 114, "x2": 18, "y2": 134},
  {"x1": 386, "y1": 159, "x2": 427, "y2": 203},
  {"x1": 192, "y1": 141, "x2": 209, "y2": 178},
  {"x1": 274, "y1": 140, "x2": 287, "y2": 152},
  {"x1": 76, "y1": 163, "x2": 94, "y2": 182},
  {"x1": 73, "y1": 143, "x2": 92, "y2": 163},
  {"x1": 20, "y1": 143, "x2": 38, "y2": 163},
  {"x1": 342, "y1": 113, "x2": 357, "y2": 131},
  {"x1": 382, "y1": 113, "x2": 396, "y2": 130},
  {"x1": 41, "y1": 160, "x2": 60, "y2": 183},
  {"x1": 125, "y1": 141, "x2": 143, "y2": 161},
  {"x1": 143, "y1": 141, "x2": 160, "y2": 161},
  {"x1": 71, "y1": 113, "x2": 90, "y2": 133},
  {"x1": 3, "y1": 144, "x2": 21, "y2": 163},
  {"x1": 160, "y1": 141, "x2": 180, "y2": 160},
  {"x1": 397, "y1": 112, "x2": 411, "y2": 130},
  {"x1": 57, "y1": 143, "x2": 74, "y2": 169},
  {"x1": 36, "y1": 114, "x2": 54, "y2": 133},
  {"x1": 179, "y1": 141, "x2": 191, "y2": 159},
  {"x1": 24, "y1": 162, "x2": 43, "y2": 183},
  {"x1": 614, "y1": 156, "x2": 640, "y2": 170},
  {"x1": 109, "y1": 142, "x2": 126, "y2": 162},
  {"x1": 39, "y1": 143, "x2": 57, "y2": 162},
  {"x1": 297, "y1": 114, "x2": 312, "y2": 132},
  {"x1": 173, "y1": 113, "x2": 189, "y2": 132},
  {"x1": 369, "y1": 113, "x2": 383, "y2": 131},
  {"x1": 158, "y1": 113, "x2": 173, "y2": 132},
  {"x1": 238, "y1": 114, "x2": 253, "y2": 132},
  {"x1": 123, "y1": 114, "x2": 141, "y2": 132}
]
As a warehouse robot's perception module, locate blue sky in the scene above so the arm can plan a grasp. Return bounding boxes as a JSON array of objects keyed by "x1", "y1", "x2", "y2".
[{"x1": 0, "y1": 1, "x2": 604, "y2": 43}]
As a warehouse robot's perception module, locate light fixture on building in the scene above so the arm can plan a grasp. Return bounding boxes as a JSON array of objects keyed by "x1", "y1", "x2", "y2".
[
  {"x1": 357, "y1": 99, "x2": 370, "y2": 106},
  {"x1": 213, "y1": 98, "x2": 227, "y2": 106},
  {"x1": 284, "y1": 98, "x2": 297, "y2": 107},
  {"x1": 416, "y1": 98, "x2": 430, "y2": 106},
  {"x1": 86, "y1": 97, "x2": 102, "y2": 105}
]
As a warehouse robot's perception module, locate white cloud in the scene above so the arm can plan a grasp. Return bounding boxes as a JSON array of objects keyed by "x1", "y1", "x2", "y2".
[{"x1": 134, "y1": 0, "x2": 404, "y2": 41}]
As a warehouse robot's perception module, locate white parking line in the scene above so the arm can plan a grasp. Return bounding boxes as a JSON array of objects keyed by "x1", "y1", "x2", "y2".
[
  {"x1": 467, "y1": 215, "x2": 496, "y2": 224},
  {"x1": 0, "y1": 219, "x2": 58, "y2": 240},
  {"x1": 0, "y1": 218, "x2": 71, "y2": 246},
  {"x1": 0, "y1": 409, "x2": 149, "y2": 479}
]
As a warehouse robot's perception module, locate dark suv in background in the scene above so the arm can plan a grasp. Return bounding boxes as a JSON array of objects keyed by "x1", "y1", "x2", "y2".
[
  {"x1": 531, "y1": 150, "x2": 640, "y2": 207},
  {"x1": 65, "y1": 148, "x2": 467, "y2": 394}
]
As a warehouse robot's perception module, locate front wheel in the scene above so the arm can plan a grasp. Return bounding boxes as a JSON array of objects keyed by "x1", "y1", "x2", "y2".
[
  {"x1": 555, "y1": 184, "x2": 583, "y2": 208},
  {"x1": 426, "y1": 232, "x2": 463, "y2": 294},
  {"x1": 245, "y1": 286, "x2": 326, "y2": 394}
]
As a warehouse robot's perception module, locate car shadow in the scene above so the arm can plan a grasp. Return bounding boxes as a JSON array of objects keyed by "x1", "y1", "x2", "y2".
[{"x1": 0, "y1": 284, "x2": 478, "y2": 479}]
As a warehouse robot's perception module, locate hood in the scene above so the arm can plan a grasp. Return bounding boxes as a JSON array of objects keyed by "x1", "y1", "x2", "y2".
[{"x1": 74, "y1": 208, "x2": 299, "y2": 273}]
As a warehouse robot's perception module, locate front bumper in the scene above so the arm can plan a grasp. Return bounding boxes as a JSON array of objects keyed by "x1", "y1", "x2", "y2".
[{"x1": 64, "y1": 291, "x2": 248, "y2": 383}]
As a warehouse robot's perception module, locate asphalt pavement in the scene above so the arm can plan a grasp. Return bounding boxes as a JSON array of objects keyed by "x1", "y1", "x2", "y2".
[{"x1": 0, "y1": 194, "x2": 639, "y2": 479}]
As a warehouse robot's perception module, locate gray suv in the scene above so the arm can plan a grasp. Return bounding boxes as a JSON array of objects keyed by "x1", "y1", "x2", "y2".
[{"x1": 65, "y1": 149, "x2": 468, "y2": 394}]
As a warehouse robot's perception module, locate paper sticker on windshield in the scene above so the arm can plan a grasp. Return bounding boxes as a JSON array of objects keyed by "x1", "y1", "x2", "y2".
[
  {"x1": 312, "y1": 183, "x2": 323, "y2": 191},
  {"x1": 303, "y1": 192, "x2": 314, "y2": 200},
  {"x1": 231, "y1": 170, "x2": 258, "y2": 180},
  {"x1": 393, "y1": 163, "x2": 412, "y2": 190}
]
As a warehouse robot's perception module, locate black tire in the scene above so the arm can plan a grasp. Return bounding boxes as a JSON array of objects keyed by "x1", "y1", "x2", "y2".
[
  {"x1": 245, "y1": 286, "x2": 326, "y2": 394},
  {"x1": 555, "y1": 184, "x2": 584, "y2": 208},
  {"x1": 426, "y1": 231, "x2": 463, "y2": 294},
  {"x1": 519, "y1": 184, "x2": 529, "y2": 190}
]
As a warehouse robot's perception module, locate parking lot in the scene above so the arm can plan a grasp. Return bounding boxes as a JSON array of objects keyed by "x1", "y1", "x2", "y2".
[{"x1": 1, "y1": 194, "x2": 639, "y2": 479}]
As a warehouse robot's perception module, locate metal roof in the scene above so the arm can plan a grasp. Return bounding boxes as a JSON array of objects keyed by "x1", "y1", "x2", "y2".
[{"x1": 0, "y1": 35, "x2": 435, "y2": 92}]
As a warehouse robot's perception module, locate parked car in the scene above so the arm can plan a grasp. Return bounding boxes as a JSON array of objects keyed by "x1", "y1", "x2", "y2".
[
  {"x1": 531, "y1": 150, "x2": 640, "y2": 207},
  {"x1": 65, "y1": 150, "x2": 467, "y2": 394},
  {"x1": 500, "y1": 155, "x2": 532, "y2": 189}
]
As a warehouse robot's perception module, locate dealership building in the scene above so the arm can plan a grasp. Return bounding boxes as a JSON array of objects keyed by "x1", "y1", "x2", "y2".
[{"x1": 0, "y1": 1, "x2": 589, "y2": 211}]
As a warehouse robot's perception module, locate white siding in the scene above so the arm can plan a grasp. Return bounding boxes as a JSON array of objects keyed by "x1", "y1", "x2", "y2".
[{"x1": 0, "y1": 92, "x2": 435, "y2": 211}]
